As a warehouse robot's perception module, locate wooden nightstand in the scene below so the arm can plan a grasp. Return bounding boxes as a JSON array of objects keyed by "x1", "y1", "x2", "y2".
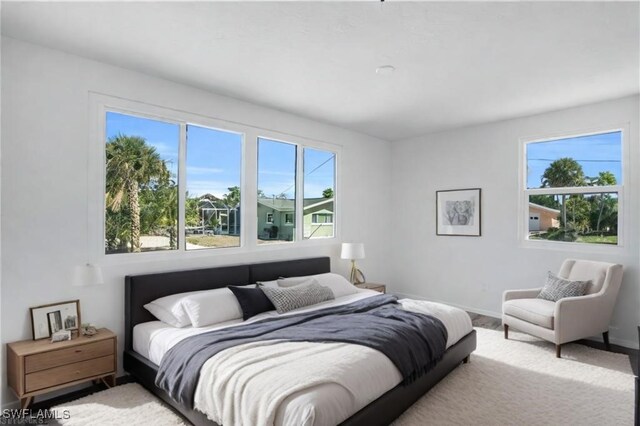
[
  {"x1": 7, "y1": 328, "x2": 117, "y2": 408},
  {"x1": 355, "y1": 283, "x2": 386, "y2": 293}
]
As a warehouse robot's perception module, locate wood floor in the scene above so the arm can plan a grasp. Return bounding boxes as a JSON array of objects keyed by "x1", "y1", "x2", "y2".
[{"x1": 469, "y1": 312, "x2": 639, "y2": 376}]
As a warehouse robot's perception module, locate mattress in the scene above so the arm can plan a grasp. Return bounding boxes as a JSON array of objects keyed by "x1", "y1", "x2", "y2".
[{"x1": 133, "y1": 291, "x2": 472, "y2": 426}]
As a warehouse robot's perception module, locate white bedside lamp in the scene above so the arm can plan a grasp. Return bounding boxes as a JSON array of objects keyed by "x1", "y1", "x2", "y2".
[{"x1": 341, "y1": 243, "x2": 366, "y2": 284}]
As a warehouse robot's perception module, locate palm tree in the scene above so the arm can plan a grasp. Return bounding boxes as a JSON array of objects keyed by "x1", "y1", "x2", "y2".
[
  {"x1": 106, "y1": 134, "x2": 169, "y2": 252},
  {"x1": 541, "y1": 158, "x2": 586, "y2": 229},
  {"x1": 591, "y1": 171, "x2": 617, "y2": 232},
  {"x1": 155, "y1": 183, "x2": 178, "y2": 249}
]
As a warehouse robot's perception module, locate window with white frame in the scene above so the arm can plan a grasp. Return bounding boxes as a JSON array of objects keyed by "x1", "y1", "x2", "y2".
[
  {"x1": 523, "y1": 130, "x2": 623, "y2": 246},
  {"x1": 311, "y1": 213, "x2": 333, "y2": 224},
  {"x1": 284, "y1": 213, "x2": 294, "y2": 225},
  {"x1": 185, "y1": 125, "x2": 242, "y2": 250},
  {"x1": 104, "y1": 111, "x2": 243, "y2": 254},
  {"x1": 257, "y1": 138, "x2": 296, "y2": 243},
  {"x1": 97, "y1": 96, "x2": 338, "y2": 258},
  {"x1": 303, "y1": 147, "x2": 336, "y2": 239}
]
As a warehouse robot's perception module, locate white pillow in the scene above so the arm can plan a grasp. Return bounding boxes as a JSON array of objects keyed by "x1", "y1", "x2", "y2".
[
  {"x1": 144, "y1": 291, "x2": 203, "y2": 328},
  {"x1": 278, "y1": 273, "x2": 358, "y2": 298},
  {"x1": 182, "y1": 287, "x2": 245, "y2": 328}
]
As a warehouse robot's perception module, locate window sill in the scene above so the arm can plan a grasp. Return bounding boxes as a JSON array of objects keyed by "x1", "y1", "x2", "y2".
[
  {"x1": 99, "y1": 237, "x2": 338, "y2": 266},
  {"x1": 520, "y1": 238, "x2": 624, "y2": 254}
]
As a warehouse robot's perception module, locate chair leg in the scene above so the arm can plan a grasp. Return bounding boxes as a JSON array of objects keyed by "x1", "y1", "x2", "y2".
[
  {"x1": 602, "y1": 331, "x2": 611, "y2": 351},
  {"x1": 556, "y1": 344, "x2": 562, "y2": 358},
  {"x1": 463, "y1": 355, "x2": 470, "y2": 364},
  {"x1": 504, "y1": 324, "x2": 509, "y2": 340}
]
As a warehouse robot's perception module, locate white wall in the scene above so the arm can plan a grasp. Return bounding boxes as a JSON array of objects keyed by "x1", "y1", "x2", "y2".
[
  {"x1": 391, "y1": 95, "x2": 640, "y2": 348},
  {"x1": 0, "y1": 37, "x2": 392, "y2": 406}
]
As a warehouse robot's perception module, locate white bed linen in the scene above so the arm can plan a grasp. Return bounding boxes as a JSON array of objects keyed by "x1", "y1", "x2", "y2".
[{"x1": 132, "y1": 291, "x2": 472, "y2": 426}]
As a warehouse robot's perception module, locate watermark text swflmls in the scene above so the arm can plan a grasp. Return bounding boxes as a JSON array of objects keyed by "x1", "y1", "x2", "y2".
[{"x1": 0, "y1": 409, "x2": 70, "y2": 425}]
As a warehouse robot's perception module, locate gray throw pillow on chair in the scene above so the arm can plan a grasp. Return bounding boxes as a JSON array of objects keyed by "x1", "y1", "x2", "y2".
[
  {"x1": 537, "y1": 271, "x2": 590, "y2": 302},
  {"x1": 260, "y1": 279, "x2": 335, "y2": 314}
]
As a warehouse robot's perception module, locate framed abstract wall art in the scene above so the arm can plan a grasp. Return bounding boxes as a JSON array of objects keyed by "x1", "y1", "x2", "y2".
[{"x1": 436, "y1": 188, "x2": 481, "y2": 236}]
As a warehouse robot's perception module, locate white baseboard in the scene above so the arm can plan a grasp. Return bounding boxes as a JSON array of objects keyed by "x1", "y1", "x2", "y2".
[{"x1": 392, "y1": 291, "x2": 638, "y2": 350}]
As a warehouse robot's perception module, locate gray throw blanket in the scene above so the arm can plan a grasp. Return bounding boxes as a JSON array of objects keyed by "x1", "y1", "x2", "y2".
[{"x1": 156, "y1": 294, "x2": 447, "y2": 408}]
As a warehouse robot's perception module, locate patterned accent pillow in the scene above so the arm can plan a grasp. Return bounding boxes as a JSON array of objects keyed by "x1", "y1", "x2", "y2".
[
  {"x1": 260, "y1": 279, "x2": 335, "y2": 314},
  {"x1": 537, "y1": 272, "x2": 590, "y2": 302}
]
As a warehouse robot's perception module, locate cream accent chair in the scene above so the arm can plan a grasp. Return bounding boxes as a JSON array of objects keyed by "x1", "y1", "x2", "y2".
[{"x1": 502, "y1": 259, "x2": 623, "y2": 358}]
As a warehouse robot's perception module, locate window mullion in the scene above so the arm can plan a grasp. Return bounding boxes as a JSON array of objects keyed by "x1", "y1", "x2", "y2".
[
  {"x1": 296, "y1": 145, "x2": 304, "y2": 242},
  {"x1": 178, "y1": 123, "x2": 187, "y2": 251}
]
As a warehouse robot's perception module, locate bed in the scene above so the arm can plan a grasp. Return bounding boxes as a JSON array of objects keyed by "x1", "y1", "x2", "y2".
[{"x1": 124, "y1": 257, "x2": 477, "y2": 426}]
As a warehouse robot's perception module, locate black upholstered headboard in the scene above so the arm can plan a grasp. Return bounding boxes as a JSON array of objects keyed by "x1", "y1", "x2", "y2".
[{"x1": 124, "y1": 257, "x2": 330, "y2": 351}]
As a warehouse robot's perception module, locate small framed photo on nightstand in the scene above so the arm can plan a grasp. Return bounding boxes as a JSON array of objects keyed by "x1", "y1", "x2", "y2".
[{"x1": 30, "y1": 300, "x2": 81, "y2": 340}]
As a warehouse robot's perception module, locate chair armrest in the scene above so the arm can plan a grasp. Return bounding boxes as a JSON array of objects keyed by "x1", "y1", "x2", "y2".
[
  {"x1": 503, "y1": 288, "x2": 542, "y2": 302},
  {"x1": 555, "y1": 293, "x2": 610, "y2": 343}
]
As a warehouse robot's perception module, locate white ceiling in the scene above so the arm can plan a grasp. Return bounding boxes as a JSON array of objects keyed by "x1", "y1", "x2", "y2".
[{"x1": 2, "y1": 2, "x2": 638, "y2": 141}]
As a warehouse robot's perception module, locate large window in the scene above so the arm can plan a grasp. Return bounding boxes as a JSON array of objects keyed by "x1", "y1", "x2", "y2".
[
  {"x1": 105, "y1": 112, "x2": 179, "y2": 254},
  {"x1": 524, "y1": 130, "x2": 622, "y2": 246},
  {"x1": 104, "y1": 112, "x2": 243, "y2": 254},
  {"x1": 99, "y1": 99, "x2": 337, "y2": 258}
]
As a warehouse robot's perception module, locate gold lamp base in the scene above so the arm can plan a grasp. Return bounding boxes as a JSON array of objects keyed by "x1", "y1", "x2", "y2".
[{"x1": 349, "y1": 260, "x2": 366, "y2": 284}]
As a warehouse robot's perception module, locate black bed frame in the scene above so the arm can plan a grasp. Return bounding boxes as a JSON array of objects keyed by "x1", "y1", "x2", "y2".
[{"x1": 124, "y1": 256, "x2": 477, "y2": 426}]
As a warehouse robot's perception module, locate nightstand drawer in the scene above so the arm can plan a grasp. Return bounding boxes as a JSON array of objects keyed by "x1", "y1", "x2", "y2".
[
  {"x1": 25, "y1": 339, "x2": 114, "y2": 374},
  {"x1": 25, "y1": 355, "x2": 114, "y2": 392}
]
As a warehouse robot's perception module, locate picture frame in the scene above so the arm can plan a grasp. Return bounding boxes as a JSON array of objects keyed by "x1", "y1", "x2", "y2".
[
  {"x1": 30, "y1": 300, "x2": 81, "y2": 340},
  {"x1": 436, "y1": 188, "x2": 482, "y2": 236}
]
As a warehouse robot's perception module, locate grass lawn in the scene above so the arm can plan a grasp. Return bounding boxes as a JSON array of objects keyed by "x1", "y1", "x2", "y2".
[
  {"x1": 530, "y1": 232, "x2": 617, "y2": 245},
  {"x1": 576, "y1": 235, "x2": 618, "y2": 245},
  {"x1": 186, "y1": 235, "x2": 240, "y2": 248}
]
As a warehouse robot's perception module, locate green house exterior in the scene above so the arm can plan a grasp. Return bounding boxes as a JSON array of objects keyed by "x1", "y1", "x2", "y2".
[{"x1": 257, "y1": 197, "x2": 334, "y2": 241}]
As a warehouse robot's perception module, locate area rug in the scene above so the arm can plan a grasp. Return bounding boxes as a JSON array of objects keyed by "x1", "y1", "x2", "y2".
[
  {"x1": 394, "y1": 327, "x2": 635, "y2": 425},
  {"x1": 51, "y1": 383, "x2": 187, "y2": 425},
  {"x1": 51, "y1": 328, "x2": 635, "y2": 425}
]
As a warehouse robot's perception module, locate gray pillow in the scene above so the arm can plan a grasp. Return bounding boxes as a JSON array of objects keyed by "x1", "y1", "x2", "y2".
[
  {"x1": 537, "y1": 272, "x2": 590, "y2": 302},
  {"x1": 277, "y1": 275, "x2": 314, "y2": 288},
  {"x1": 260, "y1": 280, "x2": 335, "y2": 314}
]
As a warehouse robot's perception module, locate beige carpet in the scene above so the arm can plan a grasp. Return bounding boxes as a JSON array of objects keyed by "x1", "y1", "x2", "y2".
[
  {"x1": 52, "y1": 328, "x2": 635, "y2": 425},
  {"x1": 394, "y1": 328, "x2": 635, "y2": 426}
]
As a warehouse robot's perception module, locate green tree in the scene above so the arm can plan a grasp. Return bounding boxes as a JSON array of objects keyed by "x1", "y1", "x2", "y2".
[
  {"x1": 322, "y1": 188, "x2": 334, "y2": 198},
  {"x1": 541, "y1": 158, "x2": 586, "y2": 230},
  {"x1": 184, "y1": 195, "x2": 201, "y2": 227},
  {"x1": 591, "y1": 171, "x2": 617, "y2": 232},
  {"x1": 223, "y1": 186, "x2": 241, "y2": 208},
  {"x1": 106, "y1": 134, "x2": 170, "y2": 252},
  {"x1": 155, "y1": 183, "x2": 178, "y2": 249},
  {"x1": 565, "y1": 195, "x2": 591, "y2": 233}
]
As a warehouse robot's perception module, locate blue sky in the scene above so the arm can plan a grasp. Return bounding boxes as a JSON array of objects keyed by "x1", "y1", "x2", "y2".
[
  {"x1": 527, "y1": 131, "x2": 621, "y2": 188},
  {"x1": 106, "y1": 112, "x2": 335, "y2": 199}
]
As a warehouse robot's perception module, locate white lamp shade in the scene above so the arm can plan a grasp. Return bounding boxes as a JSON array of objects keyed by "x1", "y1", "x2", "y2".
[
  {"x1": 73, "y1": 264, "x2": 104, "y2": 287},
  {"x1": 341, "y1": 243, "x2": 365, "y2": 260}
]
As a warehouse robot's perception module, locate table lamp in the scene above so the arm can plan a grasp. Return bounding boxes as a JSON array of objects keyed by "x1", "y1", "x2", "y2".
[{"x1": 341, "y1": 243, "x2": 366, "y2": 284}]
